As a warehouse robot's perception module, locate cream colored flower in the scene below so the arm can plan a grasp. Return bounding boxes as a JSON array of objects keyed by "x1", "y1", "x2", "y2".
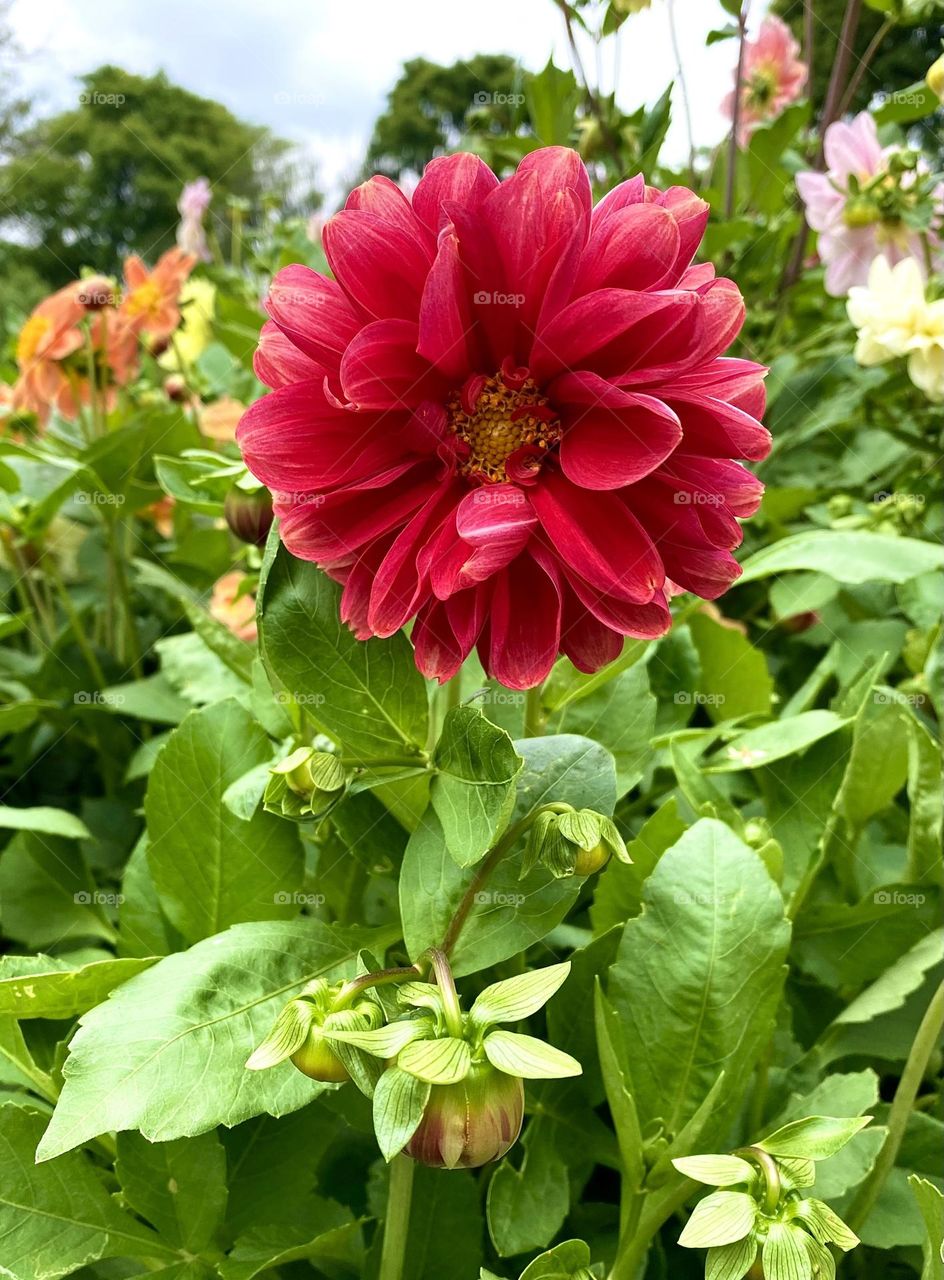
[
  {"x1": 928, "y1": 51, "x2": 944, "y2": 102},
  {"x1": 847, "y1": 256, "x2": 927, "y2": 365},
  {"x1": 906, "y1": 299, "x2": 944, "y2": 402}
]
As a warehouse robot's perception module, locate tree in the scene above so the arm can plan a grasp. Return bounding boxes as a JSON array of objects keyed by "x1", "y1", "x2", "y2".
[
  {"x1": 0, "y1": 66, "x2": 314, "y2": 287},
  {"x1": 364, "y1": 55, "x2": 529, "y2": 179}
]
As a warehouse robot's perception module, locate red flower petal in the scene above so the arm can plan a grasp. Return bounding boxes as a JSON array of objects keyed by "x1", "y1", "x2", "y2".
[
  {"x1": 254, "y1": 320, "x2": 324, "y2": 389},
  {"x1": 486, "y1": 554, "x2": 562, "y2": 690},
  {"x1": 577, "y1": 205, "x2": 682, "y2": 294},
  {"x1": 323, "y1": 209, "x2": 432, "y2": 321},
  {"x1": 530, "y1": 470, "x2": 664, "y2": 604},
  {"x1": 417, "y1": 230, "x2": 481, "y2": 379},
  {"x1": 413, "y1": 153, "x2": 500, "y2": 236},
  {"x1": 554, "y1": 372, "x2": 682, "y2": 488},
  {"x1": 339, "y1": 319, "x2": 446, "y2": 409},
  {"x1": 265, "y1": 266, "x2": 360, "y2": 371}
]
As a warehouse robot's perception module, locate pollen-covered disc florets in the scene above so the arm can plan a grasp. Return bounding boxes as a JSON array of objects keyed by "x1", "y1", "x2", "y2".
[{"x1": 448, "y1": 369, "x2": 560, "y2": 484}]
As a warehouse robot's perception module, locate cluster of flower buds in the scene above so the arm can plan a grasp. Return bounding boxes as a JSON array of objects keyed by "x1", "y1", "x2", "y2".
[
  {"x1": 523, "y1": 805, "x2": 630, "y2": 879},
  {"x1": 264, "y1": 747, "x2": 348, "y2": 821},
  {"x1": 247, "y1": 950, "x2": 581, "y2": 1170},
  {"x1": 673, "y1": 1113, "x2": 870, "y2": 1278}
]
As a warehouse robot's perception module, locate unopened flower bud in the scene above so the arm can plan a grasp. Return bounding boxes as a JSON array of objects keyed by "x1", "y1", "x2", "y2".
[
  {"x1": 843, "y1": 197, "x2": 877, "y2": 228},
  {"x1": 928, "y1": 52, "x2": 944, "y2": 102},
  {"x1": 525, "y1": 807, "x2": 629, "y2": 878},
  {"x1": 266, "y1": 747, "x2": 347, "y2": 820},
  {"x1": 405, "y1": 1063, "x2": 524, "y2": 1169},
  {"x1": 163, "y1": 374, "x2": 188, "y2": 403},
  {"x1": 75, "y1": 275, "x2": 117, "y2": 311},
  {"x1": 247, "y1": 978, "x2": 381, "y2": 1084},
  {"x1": 224, "y1": 483, "x2": 274, "y2": 546}
]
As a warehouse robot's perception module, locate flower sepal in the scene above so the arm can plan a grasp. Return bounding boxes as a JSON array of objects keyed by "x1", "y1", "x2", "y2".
[
  {"x1": 264, "y1": 747, "x2": 348, "y2": 821},
  {"x1": 523, "y1": 808, "x2": 629, "y2": 879}
]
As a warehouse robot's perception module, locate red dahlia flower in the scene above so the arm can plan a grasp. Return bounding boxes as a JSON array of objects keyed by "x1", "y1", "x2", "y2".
[{"x1": 237, "y1": 147, "x2": 769, "y2": 689}]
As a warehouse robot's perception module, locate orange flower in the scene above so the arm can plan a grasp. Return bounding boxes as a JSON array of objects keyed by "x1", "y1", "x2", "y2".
[
  {"x1": 209, "y1": 571, "x2": 257, "y2": 642},
  {"x1": 12, "y1": 286, "x2": 87, "y2": 424},
  {"x1": 119, "y1": 247, "x2": 197, "y2": 342},
  {"x1": 137, "y1": 495, "x2": 176, "y2": 538},
  {"x1": 199, "y1": 396, "x2": 246, "y2": 442}
]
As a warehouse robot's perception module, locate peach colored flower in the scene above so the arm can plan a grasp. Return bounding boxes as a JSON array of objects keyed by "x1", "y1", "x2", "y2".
[
  {"x1": 12, "y1": 285, "x2": 87, "y2": 424},
  {"x1": 209, "y1": 571, "x2": 257, "y2": 642},
  {"x1": 137, "y1": 495, "x2": 176, "y2": 539},
  {"x1": 724, "y1": 16, "x2": 807, "y2": 148},
  {"x1": 119, "y1": 247, "x2": 197, "y2": 342},
  {"x1": 199, "y1": 396, "x2": 246, "y2": 442}
]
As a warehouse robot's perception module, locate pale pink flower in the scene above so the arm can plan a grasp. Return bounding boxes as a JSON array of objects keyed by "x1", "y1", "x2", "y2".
[
  {"x1": 177, "y1": 178, "x2": 212, "y2": 262},
  {"x1": 724, "y1": 16, "x2": 807, "y2": 149},
  {"x1": 796, "y1": 113, "x2": 943, "y2": 296}
]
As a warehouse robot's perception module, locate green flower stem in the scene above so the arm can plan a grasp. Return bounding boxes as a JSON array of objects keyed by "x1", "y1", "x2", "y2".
[
  {"x1": 608, "y1": 1178, "x2": 694, "y2": 1280},
  {"x1": 333, "y1": 967, "x2": 421, "y2": 1008},
  {"x1": 846, "y1": 979, "x2": 944, "y2": 1233},
  {"x1": 339, "y1": 753, "x2": 430, "y2": 769},
  {"x1": 439, "y1": 802, "x2": 572, "y2": 957},
  {"x1": 44, "y1": 555, "x2": 108, "y2": 689},
  {"x1": 427, "y1": 948, "x2": 463, "y2": 1039},
  {"x1": 734, "y1": 1145, "x2": 781, "y2": 1215},
  {"x1": 378, "y1": 1154, "x2": 414, "y2": 1280},
  {"x1": 525, "y1": 683, "x2": 544, "y2": 737}
]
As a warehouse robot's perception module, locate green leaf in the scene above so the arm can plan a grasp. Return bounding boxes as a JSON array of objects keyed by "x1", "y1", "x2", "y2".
[
  {"x1": 36, "y1": 919, "x2": 396, "y2": 1159},
  {"x1": 0, "y1": 806, "x2": 91, "y2": 839},
  {"x1": 551, "y1": 660, "x2": 656, "y2": 797},
  {"x1": 762, "y1": 1221, "x2": 813, "y2": 1280},
  {"x1": 482, "y1": 1030, "x2": 581, "y2": 1079},
  {"x1": 794, "y1": 1197, "x2": 859, "y2": 1250},
  {"x1": 219, "y1": 1198, "x2": 361, "y2": 1280},
  {"x1": 594, "y1": 983, "x2": 645, "y2": 1196},
  {"x1": 605, "y1": 819, "x2": 790, "y2": 1145},
  {"x1": 0, "y1": 955, "x2": 158, "y2": 1019},
  {"x1": 470, "y1": 962, "x2": 571, "y2": 1028},
  {"x1": 403, "y1": 1163, "x2": 483, "y2": 1280},
  {"x1": 828, "y1": 929, "x2": 944, "y2": 1031},
  {"x1": 321, "y1": 1019, "x2": 426, "y2": 1058},
  {"x1": 400, "y1": 735, "x2": 617, "y2": 976},
  {"x1": 590, "y1": 796, "x2": 688, "y2": 933},
  {"x1": 909, "y1": 1175, "x2": 944, "y2": 1280},
  {"x1": 736, "y1": 532, "x2": 944, "y2": 587},
  {"x1": 757, "y1": 1114, "x2": 873, "y2": 1160},
  {"x1": 706, "y1": 1236, "x2": 758, "y2": 1280},
  {"x1": 678, "y1": 1190, "x2": 758, "y2": 1247},
  {"x1": 0, "y1": 1104, "x2": 171, "y2": 1277},
  {"x1": 874, "y1": 81, "x2": 939, "y2": 124},
  {"x1": 258, "y1": 542, "x2": 428, "y2": 761},
  {"x1": 115, "y1": 1130, "x2": 227, "y2": 1252},
  {"x1": 399, "y1": 1036, "x2": 471, "y2": 1084},
  {"x1": 431, "y1": 706, "x2": 522, "y2": 867},
  {"x1": 672, "y1": 1154, "x2": 757, "y2": 1187},
  {"x1": 487, "y1": 1123, "x2": 569, "y2": 1258},
  {"x1": 145, "y1": 700, "x2": 304, "y2": 942},
  {"x1": 707, "y1": 710, "x2": 849, "y2": 771},
  {"x1": 688, "y1": 611, "x2": 773, "y2": 722},
  {"x1": 0, "y1": 832, "x2": 115, "y2": 950},
  {"x1": 373, "y1": 1066, "x2": 430, "y2": 1161},
  {"x1": 518, "y1": 1239, "x2": 594, "y2": 1280}
]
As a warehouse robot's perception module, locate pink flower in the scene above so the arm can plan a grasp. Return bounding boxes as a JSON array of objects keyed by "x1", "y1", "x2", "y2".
[
  {"x1": 237, "y1": 148, "x2": 769, "y2": 690},
  {"x1": 178, "y1": 178, "x2": 212, "y2": 220},
  {"x1": 177, "y1": 178, "x2": 212, "y2": 262},
  {"x1": 796, "y1": 113, "x2": 943, "y2": 295},
  {"x1": 724, "y1": 16, "x2": 807, "y2": 148}
]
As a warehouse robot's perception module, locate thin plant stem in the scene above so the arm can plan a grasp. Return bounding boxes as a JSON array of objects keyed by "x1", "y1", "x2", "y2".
[
  {"x1": 820, "y1": 0, "x2": 864, "y2": 140},
  {"x1": 106, "y1": 515, "x2": 142, "y2": 675},
  {"x1": 838, "y1": 15, "x2": 892, "y2": 117},
  {"x1": 846, "y1": 980, "x2": 944, "y2": 1232},
  {"x1": 725, "y1": 4, "x2": 750, "y2": 220},
  {"x1": 803, "y1": 0, "x2": 815, "y2": 71},
  {"x1": 525, "y1": 683, "x2": 544, "y2": 738},
  {"x1": 378, "y1": 1155, "x2": 414, "y2": 1280},
  {"x1": 667, "y1": 0, "x2": 696, "y2": 186},
  {"x1": 554, "y1": 0, "x2": 623, "y2": 169},
  {"x1": 44, "y1": 555, "x2": 107, "y2": 688}
]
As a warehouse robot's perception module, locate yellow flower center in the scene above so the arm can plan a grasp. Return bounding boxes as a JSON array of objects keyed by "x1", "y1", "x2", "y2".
[
  {"x1": 448, "y1": 371, "x2": 560, "y2": 483},
  {"x1": 17, "y1": 314, "x2": 51, "y2": 366},
  {"x1": 124, "y1": 280, "x2": 162, "y2": 318}
]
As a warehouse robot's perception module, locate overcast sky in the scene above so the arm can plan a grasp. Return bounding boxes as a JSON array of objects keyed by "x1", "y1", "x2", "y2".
[{"x1": 9, "y1": 0, "x2": 771, "y2": 209}]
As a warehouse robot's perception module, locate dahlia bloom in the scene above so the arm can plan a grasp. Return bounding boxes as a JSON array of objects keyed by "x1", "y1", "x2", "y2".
[
  {"x1": 119, "y1": 247, "x2": 197, "y2": 342},
  {"x1": 848, "y1": 256, "x2": 944, "y2": 402},
  {"x1": 238, "y1": 147, "x2": 769, "y2": 689},
  {"x1": 796, "y1": 113, "x2": 943, "y2": 296},
  {"x1": 12, "y1": 286, "x2": 87, "y2": 424},
  {"x1": 724, "y1": 16, "x2": 807, "y2": 149}
]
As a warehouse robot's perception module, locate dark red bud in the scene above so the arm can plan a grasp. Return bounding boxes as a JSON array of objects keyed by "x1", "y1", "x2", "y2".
[
  {"x1": 404, "y1": 1064, "x2": 524, "y2": 1169},
  {"x1": 225, "y1": 485, "x2": 274, "y2": 547}
]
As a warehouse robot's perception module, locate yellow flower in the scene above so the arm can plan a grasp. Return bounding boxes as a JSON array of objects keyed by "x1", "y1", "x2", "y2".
[{"x1": 158, "y1": 277, "x2": 216, "y2": 371}]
